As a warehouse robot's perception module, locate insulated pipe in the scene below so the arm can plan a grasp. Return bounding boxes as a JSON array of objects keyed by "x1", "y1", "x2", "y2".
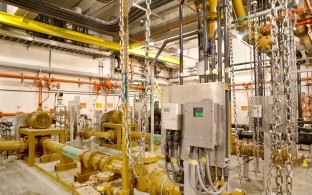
[{"x1": 0, "y1": 139, "x2": 27, "y2": 152}]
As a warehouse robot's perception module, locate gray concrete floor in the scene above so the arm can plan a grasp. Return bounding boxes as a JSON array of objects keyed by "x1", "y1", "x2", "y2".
[
  {"x1": 1, "y1": 153, "x2": 312, "y2": 195},
  {"x1": 228, "y1": 152, "x2": 312, "y2": 195},
  {"x1": 0, "y1": 156, "x2": 70, "y2": 195}
]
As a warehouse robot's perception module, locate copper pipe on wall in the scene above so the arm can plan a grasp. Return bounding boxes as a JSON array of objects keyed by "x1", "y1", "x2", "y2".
[
  {"x1": 0, "y1": 112, "x2": 26, "y2": 118},
  {"x1": 0, "y1": 73, "x2": 143, "y2": 90}
]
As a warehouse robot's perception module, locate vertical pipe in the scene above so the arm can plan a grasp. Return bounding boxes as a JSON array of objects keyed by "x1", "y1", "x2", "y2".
[
  {"x1": 49, "y1": 49, "x2": 51, "y2": 78},
  {"x1": 254, "y1": 46, "x2": 258, "y2": 96},
  {"x1": 198, "y1": 11, "x2": 203, "y2": 61},
  {"x1": 202, "y1": 0, "x2": 209, "y2": 83},
  {"x1": 150, "y1": 56, "x2": 155, "y2": 154},
  {"x1": 224, "y1": 0, "x2": 230, "y2": 158},
  {"x1": 217, "y1": 3, "x2": 223, "y2": 82},
  {"x1": 121, "y1": 0, "x2": 130, "y2": 194},
  {"x1": 179, "y1": 0, "x2": 185, "y2": 85},
  {"x1": 38, "y1": 82, "x2": 43, "y2": 111},
  {"x1": 297, "y1": 63, "x2": 303, "y2": 119}
]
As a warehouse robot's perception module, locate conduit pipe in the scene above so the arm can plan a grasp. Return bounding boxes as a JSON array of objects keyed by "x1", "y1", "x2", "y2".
[{"x1": 149, "y1": 30, "x2": 199, "y2": 156}]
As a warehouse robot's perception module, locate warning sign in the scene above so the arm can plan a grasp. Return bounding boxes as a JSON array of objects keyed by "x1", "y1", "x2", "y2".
[{"x1": 96, "y1": 103, "x2": 103, "y2": 110}]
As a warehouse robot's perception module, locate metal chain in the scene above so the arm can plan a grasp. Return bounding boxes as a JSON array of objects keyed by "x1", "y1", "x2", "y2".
[
  {"x1": 134, "y1": 0, "x2": 152, "y2": 178},
  {"x1": 282, "y1": 1, "x2": 296, "y2": 193},
  {"x1": 266, "y1": 0, "x2": 281, "y2": 193},
  {"x1": 228, "y1": 0, "x2": 244, "y2": 192},
  {"x1": 119, "y1": 0, "x2": 138, "y2": 178},
  {"x1": 120, "y1": 0, "x2": 151, "y2": 178},
  {"x1": 251, "y1": 0, "x2": 261, "y2": 177}
]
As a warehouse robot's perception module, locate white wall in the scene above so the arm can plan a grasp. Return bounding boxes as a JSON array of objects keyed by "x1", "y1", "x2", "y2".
[{"x1": 0, "y1": 39, "x2": 126, "y2": 119}]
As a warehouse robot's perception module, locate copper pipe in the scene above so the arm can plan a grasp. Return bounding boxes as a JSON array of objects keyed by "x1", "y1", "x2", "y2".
[
  {"x1": 0, "y1": 73, "x2": 143, "y2": 90},
  {"x1": 0, "y1": 112, "x2": 18, "y2": 117}
]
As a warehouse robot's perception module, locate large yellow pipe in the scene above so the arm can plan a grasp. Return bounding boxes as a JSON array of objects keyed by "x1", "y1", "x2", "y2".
[
  {"x1": 0, "y1": 139, "x2": 27, "y2": 152},
  {"x1": 87, "y1": 130, "x2": 116, "y2": 140},
  {"x1": 0, "y1": 11, "x2": 179, "y2": 65},
  {"x1": 232, "y1": 0, "x2": 246, "y2": 19},
  {"x1": 193, "y1": 0, "x2": 217, "y2": 39},
  {"x1": 207, "y1": 0, "x2": 217, "y2": 39}
]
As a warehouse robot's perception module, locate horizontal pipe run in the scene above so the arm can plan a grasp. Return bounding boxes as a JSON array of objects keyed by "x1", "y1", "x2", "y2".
[
  {"x1": 232, "y1": 6, "x2": 283, "y2": 24},
  {"x1": 0, "y1": 112, "x2": 26, "y2": 117},
  {"x1": 0, "y1": 61, "x2": 115, "y2": 80},
  {"x1": 0, "y1": 72, "x2": 143, "y2": 90},
  {"x1": 0, "y1": 139, "x2": 27, "y2": 152},
  {"x1": 61, "y1": 145, "x2": 83, "y2": 161}
]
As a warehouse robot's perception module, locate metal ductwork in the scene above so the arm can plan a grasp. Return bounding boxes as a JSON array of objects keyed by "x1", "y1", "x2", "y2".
[{"x1": 0, "y1": 0, "x2": 174, "y2": 33}]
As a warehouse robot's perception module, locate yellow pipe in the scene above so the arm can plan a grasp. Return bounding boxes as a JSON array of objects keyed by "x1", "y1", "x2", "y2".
[
  {"x1": 148, "y1": 168, "x2": 181, "y2": 195},
  {"x1": 207, "y1": 0, "x2": 217, "y2": 39},
  {"x1": 232, "y1": 0, "x2": 246, "y2": 19},
  {"x1": 87, "y1": 130, "x2": 116, "y2": 140},
  {"x1": 121, "y1": 103, "x2": 130, "y2": 195},
  {"x1": 0, "y1": 11, "x2": 179, "y2": 65},
  {"x1": 0, "y1": 139, "x2": 27, "y2": 152},
  {"x1": 193, "y1": 0, "x2": 217, "y2": 39}
]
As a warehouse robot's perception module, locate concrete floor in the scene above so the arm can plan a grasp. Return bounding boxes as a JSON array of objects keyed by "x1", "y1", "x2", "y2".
[
  {"x1": 0, "y1": 156, "x2": 70, "y2": 195},
  {"x1": 1, "y1": 153, "x2": 312, "y2": 195},
  {"x1": 228, "y1": 152, "x2": 312, "y2": 195}
]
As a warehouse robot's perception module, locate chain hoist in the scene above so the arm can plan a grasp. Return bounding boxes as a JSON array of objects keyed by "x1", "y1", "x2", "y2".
[{"x1": 228, "y1": 0, "x2": 244, "y2": 192}]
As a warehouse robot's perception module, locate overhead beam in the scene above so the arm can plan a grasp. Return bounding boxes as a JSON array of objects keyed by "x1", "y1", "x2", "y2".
[{"x1": 0, "y1": 11, "x2": 179, "y2": 65}]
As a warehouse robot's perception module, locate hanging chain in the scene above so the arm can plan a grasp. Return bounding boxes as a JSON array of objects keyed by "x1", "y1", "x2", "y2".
[
  {"x1": 120, "y1": 0, "x2": 139, "y2": 178},
  {"x1": 266, "y1": 0, "x2": 281, "y2": 193},
  {"x1": 121, "y1": 0, "x2": 151, "y2": 178},
  {"x1": 250, "y1": 0, "x2": 261, "y2": 177},
  {"x1": 134, "y1": 0, "x2": 152, "y2": 178},
  {"x1": 282, "y1": 0, "x2": 295, "y2": 193},
  {"x1": 228, "y1": 0, "x2": 244, "y2": 192}
]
